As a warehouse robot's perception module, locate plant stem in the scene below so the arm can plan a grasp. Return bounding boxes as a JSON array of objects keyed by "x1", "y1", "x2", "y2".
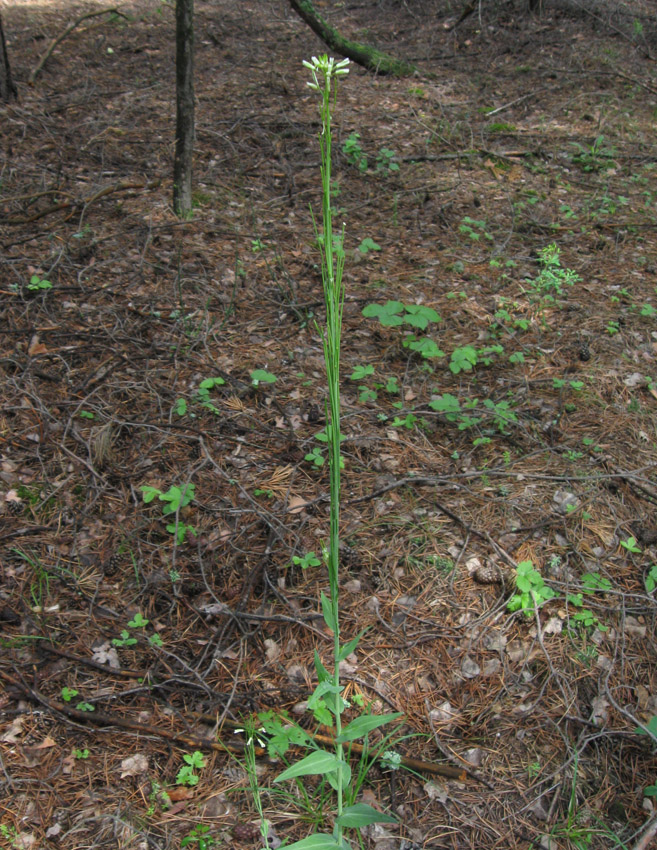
[{"x1": 310, "y1": 54, "x2": 349, "y2": 842}]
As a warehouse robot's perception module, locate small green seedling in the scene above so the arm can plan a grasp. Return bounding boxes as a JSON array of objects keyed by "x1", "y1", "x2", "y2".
[
  {"x1": 449, "y1": 345, "x2": 478, "y2": 374},
  {"x1": 181, "y1": 824, "x2": 216, "y2": 850},
  {"x1": 251, "y1": 369, "x2": 277, "y2": 387},
  {"x1": 305, "y1": 446, "x2": 325, "y2": 467},
  {"x1": 376, "y1": 147, "x2": 399, "y2": 174},
  {"x1": 459, "y1": 216, "x2": 493, "y2": 242},
  {"x1": 141, "y1": 483, "x2": 196, "y2": 544},
  {"x1": 76, "y1": 701, "x2": 95, "y2": 712},
  {"x1": 620, "y1": 536, "x2": 641, "y2": 554},
  {"x1": 507, "y1": 561, "x2": 556, "y2": 616},
  {"x1": 196, "y1": 377, "x2": 225, "y2": 413},
  {"x1": 645, "y1": 565, "x2": 657, "y2": 593},
  {"x1": 73, "y1": 748, "x2": 90, "y2": 759},
  {"x1": 358, "y1": 237, "x2": 381, "y2": 254},
  {"x1": 293, "y1": 552, "x2": 321, "y2": 570},
  {"x1": 403, "y1": 335, "x2": 444, "y2": 359},
  {"x1": 128, "y1": 612, "x2": 149, "y2": 628},
  {"x1": 527, "y1": 243, "x2": 579, "y2": 300},
  {"x1": 61, "y1": 687, "x2": 79, "y2": 702},
  {"x1": 27, "y1": 274, "x2": 52, "y2": 291},
  {"x1": 79, "y1": 410, "x2": 95, "y2": 420},
  {"x1": 342, "y1": 132, "x2": 368, "y2": 172},
  {"x1": 580, "y1": 572, "x2": 612, "y2": 594},
  {"x1": 176, "y1": 751, "x2": 206, "y2": 786},
  {"x1": 350, "y1": 364, "x2": 374, "y2": 380},
  {"x1": 112, "y1": 629, "x2": 138, "y2": 648},
  {"x1": 566, "y1": 594, "x2": 607, "y2": 632},
  {"x1": 392, "y1": 413, "x2": 418, "y2": 429}
]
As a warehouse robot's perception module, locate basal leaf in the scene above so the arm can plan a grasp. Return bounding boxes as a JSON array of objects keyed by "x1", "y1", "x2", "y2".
[
  {"x1": 337, "y1": 803, "x2": 398, "y2": 828},
  {"x1": 274, "y1": 750, "x2": 341, "y2": 782},
  {"x1": 281, "y1": 835, "x2": 343, "y2": 850},
  {"x1": 336, "y1": 712, "x2": 403, "y2": 743}
]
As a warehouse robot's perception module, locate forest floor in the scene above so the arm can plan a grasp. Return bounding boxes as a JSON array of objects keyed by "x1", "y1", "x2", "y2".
[{"x1": 1, "y1": 0, "x2": 657, "y2": 848}]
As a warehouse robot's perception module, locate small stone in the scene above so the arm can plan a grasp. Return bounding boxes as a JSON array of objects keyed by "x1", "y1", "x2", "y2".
[
  {"x1": 430, "y1": 701, "x2": 459, "y2": 731},
  {"x1": 464, "y1": 747, "x2": 483, "y2": 766},
  {"x1": 483, "y1": 658, "x2": 501, "y2": 676},
  {"x1": 461, "y1": 655, "x2": 481, "y2": 678}
]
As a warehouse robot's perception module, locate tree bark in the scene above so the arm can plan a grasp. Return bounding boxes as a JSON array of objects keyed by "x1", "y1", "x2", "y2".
[
  {"x1": 0, "y1": 11, "x2": 18, "y2": 102},
  {"x1": 288, "y1": 0, "x2": 415, "y2": 77},
  {"x1": 173, "y1": 0, "x2": 194, "y2": 218}
]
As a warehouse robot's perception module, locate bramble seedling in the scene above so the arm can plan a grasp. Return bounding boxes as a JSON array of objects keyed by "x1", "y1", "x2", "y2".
[
  {"x1": 181, "y1": 824, "x2": 216, "y2": 850},
  {"x1": 459, "y1": 216, "x2": 493, "y2": 243},
  {"x1": 620, "y1": 536, "x2": 641, "y2": 554},
  {"x1": 293, "y1": 551, "x2": 321, "y2": 570},
  {"x1": 112, "y1": 629, "x2": 137, "y2": 648},
  {"x1": 376, "y1": 147, "x2": 399, "y2": 174},
  {"x1": 507, "y1": 561, "x2": 556, "y2": 616},
  {"x1": 350, "y1": 364, "x2": 374, "y2": 380},
  {"x1": 449, "y1": 345, "x2": 477, "y2": 374},
  {"x1": 27, "y1": 274, "x2": 52, "y2": 291},
  {"x1": 645, "y1": 565, "x2": 657, "y2": 593},
  {"x1": 358, "y1": 237, "x2": 381, "y2": 254},
  {"x1": 176, "y1": 751, "x2": 206, "y2": 787},
  {"x1": 363, "y1": 300, "x2": 440, "y2": 330},
  {"x1": 141, "y1": 482, "x2": 196, "y2": 544},
  {"x1": 342, "y1": 131, "x2": 368, "y2": 172},
  {"x1": 251, "y1": 369, "x2": 277, "y2": 387}
]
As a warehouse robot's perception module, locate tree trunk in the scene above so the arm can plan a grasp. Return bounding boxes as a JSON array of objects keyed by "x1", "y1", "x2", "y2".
[
  {"x1": 288, "y1": 0, "x2": 415, "y2": 77},
  {"x1": 0, "y1": 12, "x2": 18, "y2": 102},
  {"x1": 173, "y1": 0, "x2": 194, "y2": 218}
]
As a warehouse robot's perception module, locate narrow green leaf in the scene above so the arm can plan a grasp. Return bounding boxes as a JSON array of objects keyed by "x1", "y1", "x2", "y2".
[
  {"x1": 282, "y1": 835, "x2": 343, "y2": 850},
  {"x1": 337, "y1": 803, "x2": 398, "y2": 828},
  {"x1": 336, "y1": 712, "x2": 403, "y2": 743},
  {"x1": 314, "y1": 649, "x2": 330, "y2": 683},
  {"x1": 338, "y1": 629, "x2": 367, "y2": 661},
  {"x1": 274, "y1": 750, "x2": 341, "y2": 782},
  {"x1": 321, "y1": 591, "x2": 336, "y2": 633}
]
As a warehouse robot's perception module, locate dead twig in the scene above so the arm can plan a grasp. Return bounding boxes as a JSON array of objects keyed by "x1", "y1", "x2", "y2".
[
  {"x1": 2, "y1": 180, "x2": 161, "y2": 225},
  {"x1": 631, "y1": 812, "x2": 657, "y2": 850},
  {"x1": 29, "y1": 8, "x2": 128, "y2": 84}
]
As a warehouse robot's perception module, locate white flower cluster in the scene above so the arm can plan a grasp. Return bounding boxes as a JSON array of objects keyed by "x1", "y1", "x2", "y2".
[{"x1": 302, "y1": 55, "x2": 350, "y2": 91}]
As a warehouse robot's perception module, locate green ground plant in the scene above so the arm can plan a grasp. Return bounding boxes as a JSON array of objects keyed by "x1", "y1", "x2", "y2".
[
  {"x1": 27, "y1": 274, "x2": 52, "y2": 291},
  {"x1": 507, "y1": 560, "x2": 557, "y2": 615},
  {"x1": 176, "y1": 751, "x2": 206, "y2": 787},
  {"x1": 570, "y1": 135, "x2": 616, "y2": 173},
  {"x1": 141, "y1": 482, "x2": 196, "y2": 544},
  {"x1": 362, "y1": 300, "x2": 444, "y2": 360},
  {"x1": 459, "y1": 216, "x2": 493, "y2": 243},
  {"x1": 526, "y1": 243, "x2": 580, "y2": 301}
]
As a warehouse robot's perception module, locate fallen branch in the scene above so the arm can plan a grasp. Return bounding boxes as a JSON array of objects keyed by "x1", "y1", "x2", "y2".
[
  {"x1": 0, "y1": 667, "x2": 469, "y2": 781},
  {"x1": 2, "y1": 179, "x2": 161, "y2": 225},
  {"x1": 29, "y1": 8, "x2": 128, "y2": 84},
  {"x1": 288, "y1": 0, "x2": 415, "y2": 76}
]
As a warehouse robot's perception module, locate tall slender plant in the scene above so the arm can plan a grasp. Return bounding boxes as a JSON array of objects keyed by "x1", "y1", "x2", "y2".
[{"x1": 270, "y1": 56, "x2": 400, "y2": 850}]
